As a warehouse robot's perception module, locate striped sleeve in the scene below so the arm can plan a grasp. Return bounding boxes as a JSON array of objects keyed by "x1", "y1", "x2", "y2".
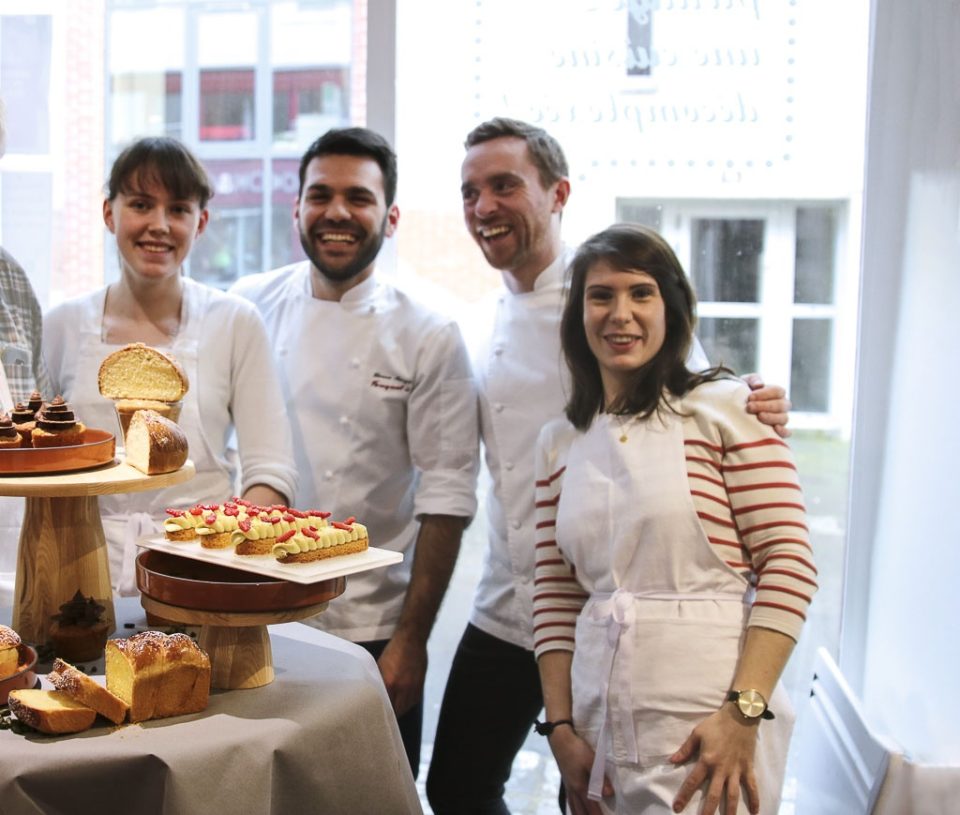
[
  {"x1": 532, "y1": 423, "x2": 588, "y2": 659},
  {"x1": 685, "y1": 381, "x2": 818, "y2": 641}
]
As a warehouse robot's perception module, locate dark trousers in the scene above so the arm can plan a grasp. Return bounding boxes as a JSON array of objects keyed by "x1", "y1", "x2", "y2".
[
  {"x1": 426, "y1": 624, "x2": 544, "y2": 815},
  {"x1": 359, "y1": 638, "x2": 424, "y2": 780}
]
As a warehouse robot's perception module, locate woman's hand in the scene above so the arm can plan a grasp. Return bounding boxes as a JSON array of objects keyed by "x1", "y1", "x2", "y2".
[
  {"x1": 548, "y1": 727, "x2": 612, "y2": 815},
  {"x1": 669, "y1": 705, "x2": 761, "y2": 815}
]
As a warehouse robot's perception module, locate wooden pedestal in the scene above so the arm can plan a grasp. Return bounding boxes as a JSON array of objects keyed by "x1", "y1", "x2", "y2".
[{"x1": 140, "y1": 595, "x2": 333, "y2": 690}]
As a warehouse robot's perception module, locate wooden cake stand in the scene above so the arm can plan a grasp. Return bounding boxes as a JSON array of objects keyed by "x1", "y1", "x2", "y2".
[
  {"x1": 137, "y1": 549, "x2": 346, "y2": 690},
  {"x1": 0, "y1": 459, "x2": 195, "y2": 645}
]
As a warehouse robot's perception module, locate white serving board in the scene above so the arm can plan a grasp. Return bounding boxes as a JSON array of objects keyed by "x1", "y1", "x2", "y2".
[{"x1": 137, "y1": 535, "x2": 402, "y2": 585}]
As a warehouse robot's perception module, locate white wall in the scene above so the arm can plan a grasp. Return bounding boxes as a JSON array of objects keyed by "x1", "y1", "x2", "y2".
[{"x1": 845, "y1": 0, "x2": 960, "y2": 765}]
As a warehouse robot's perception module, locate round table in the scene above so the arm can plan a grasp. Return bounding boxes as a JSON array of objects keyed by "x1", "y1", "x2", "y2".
[{"x1": 0, "y1": 459, "x2": 195, "y2": 645}]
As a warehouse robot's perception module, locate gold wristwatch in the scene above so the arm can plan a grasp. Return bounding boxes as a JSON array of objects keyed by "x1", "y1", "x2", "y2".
[{"x1": 727, "y1": 689, "x2": 775, "y2": 720}]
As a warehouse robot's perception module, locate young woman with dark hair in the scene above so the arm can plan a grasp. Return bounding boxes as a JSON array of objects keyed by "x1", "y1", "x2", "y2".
[{"x1": 533, "y1": 224, "x2": 817, "y2": 815}]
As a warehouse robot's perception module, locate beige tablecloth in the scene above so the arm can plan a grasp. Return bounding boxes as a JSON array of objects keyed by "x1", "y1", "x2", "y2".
[{"x1": 0, "y1": 602, "x2": 422, "y2": 815}]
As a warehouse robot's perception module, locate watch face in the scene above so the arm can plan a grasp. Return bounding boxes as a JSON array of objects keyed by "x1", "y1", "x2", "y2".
[{"x1": 737, "y1": 689, "x2": 767, "y2": 718}]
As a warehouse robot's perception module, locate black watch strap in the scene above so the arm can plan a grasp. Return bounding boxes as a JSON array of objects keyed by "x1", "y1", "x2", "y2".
[
  {"x1": 726, "y1": 689, "x2": 776, "y2": 720},
  {"x1": 534, "y1": 718, "x2": 575, "y2": 736}
]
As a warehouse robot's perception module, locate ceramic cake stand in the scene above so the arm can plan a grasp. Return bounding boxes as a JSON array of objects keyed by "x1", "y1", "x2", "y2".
[
  {"x1": 0, "y1": 460, "x2": 195, "y2": 645},
  {"x1": 136, "y1": 549, "x2": 346, "y2": 690}
]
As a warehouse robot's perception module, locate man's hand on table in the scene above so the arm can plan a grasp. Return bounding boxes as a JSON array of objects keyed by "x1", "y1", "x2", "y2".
[{"x1": 377, "y1": 630, "x2": 427, "y2": 717}]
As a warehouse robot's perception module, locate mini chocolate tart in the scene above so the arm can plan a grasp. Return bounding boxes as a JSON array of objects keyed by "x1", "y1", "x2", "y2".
[
  {"x1": 30, "y1": 396, "x2": 86, "y2": 448},
  {"x1": 0, "y1": 412, "x2": 22, "y2": 449}
]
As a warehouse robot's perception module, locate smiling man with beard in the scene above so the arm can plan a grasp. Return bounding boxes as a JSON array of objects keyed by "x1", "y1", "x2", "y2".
[{"x1": 231, "y1": 128, "x2": 479, "y2": 778}]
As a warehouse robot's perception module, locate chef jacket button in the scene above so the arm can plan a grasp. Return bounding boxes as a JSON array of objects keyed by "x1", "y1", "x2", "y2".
[
  {"x1": 493, "y1": 346, "x2": 504, "y2": 356},
  {"x1": 339, "y1": 416, "x2": 349, "y2": 426},
  {"x1": 511, "y1": 519, "x2": 521, "y2": 530},
  {"x1": 368, "y1": 305, "x2": 376, "y2": 314},
  {"x1": 505, "y1": 461, "x2": 514, "y2": 471},
  {"x1": 495, "y1": 403, "x2": 505, "y2": 413},
  {"x1": 324, "y1": 470, "x2": 334, "y2": 479},
  {"x1": 350, "y1": 358, "x2": 360, "y2": 368}
]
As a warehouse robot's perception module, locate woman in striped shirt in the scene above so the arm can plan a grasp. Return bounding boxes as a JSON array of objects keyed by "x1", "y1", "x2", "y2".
[{"x1": 533, "y1": 224, "x2": 817, "y2": 815}]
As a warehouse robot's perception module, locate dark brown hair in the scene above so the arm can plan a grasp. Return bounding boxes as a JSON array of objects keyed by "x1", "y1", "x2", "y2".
[
  {"x1": 107, "y1": 137, "x2": 213, "y2": 208},
  {"x1": 561, "y1": 223, "x2": 731, "y2": 429}
]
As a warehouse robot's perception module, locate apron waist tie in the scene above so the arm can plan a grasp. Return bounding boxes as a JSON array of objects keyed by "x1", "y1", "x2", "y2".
[
  {"x1": 586, "y1": 588, "x2": 638, "y2": 801},
  {"x1": 584, "y1": 587, "x2": 749, "y2": 801}
]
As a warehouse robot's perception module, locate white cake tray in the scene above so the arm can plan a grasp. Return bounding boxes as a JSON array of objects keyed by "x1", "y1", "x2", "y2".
[{"x1": 137, "y1": 535, "x2": 402, "y2": 585}]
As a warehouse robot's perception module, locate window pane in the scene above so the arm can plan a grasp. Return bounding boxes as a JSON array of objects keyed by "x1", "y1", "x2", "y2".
[
  {"x1": 197, "y1": 11, "x2": 258, "y2": 143},
  {"x1": 190, "y1": 159, "x2": 263, "y2": 288},
  {"x1": 273, "y1": 68, "x2": 349, "y2": 147},
  {"x1": 270, "y1": 0, "x2": 352, "y2": 150},
  {"x1": 199, "y1": 69, "x2": 255, "y2": 142},
  {"x1": 109, "y1": 7, "x2": 184, "y2": 145},
  {"x1": 697, "y1": 317, "x2": 757, "y2": 375},
  {"x1": 795, "y1": 207, "x2": 837, "y2": 304},
  {"x1": 691, "y1": 219, "x2": 763, "y2": 303},
  {"x1": 0, "y1": 15, "x2": 52, "y2": 154},
  {"x1": 791, "y1": 318, "x2": 832, "y2": 412}
]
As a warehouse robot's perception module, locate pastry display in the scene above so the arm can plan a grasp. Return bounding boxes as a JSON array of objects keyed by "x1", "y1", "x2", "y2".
[
  {"x1": 0, "y1": 624, "x2": 21, "y2": 677},
  {"x1": 106, "y1": 631, "x2": 210, "y2": 723},
  {"x1": 125, "y1": 409, "x2": 189, "y2": 475},
  {"x1": 0, "y1": 412, "x2": 22, "y2": 449},
  {"x1": 30, "y1": 396, "x2": 86, "y2": 448},
  {"x1": 272, "y1": 518, "x2": 368, "y2": 564},
  {"x1": 161, "y1": 498, "x2": 366, "y2": 567},
  {"x1": 48, "y1": 591, "x2": 111, "y2": 662},
  {"x1": 48, "y1": 658, "x2": 129, "y2": 725},
  {"x1": 6, "y1": 689, "x2": 98, "y2": 734},
  {"x1": 98, "y1": 342, "x2": 189, "y2": 402}
]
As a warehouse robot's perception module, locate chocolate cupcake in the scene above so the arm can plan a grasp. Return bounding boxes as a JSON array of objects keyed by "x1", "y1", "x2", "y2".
[
  {"x1": 49, "y1": 591, "x2": 110, "y2": 663},
  {"x1": 30, "y1": 396, "x2": 86, "y2": 448}
]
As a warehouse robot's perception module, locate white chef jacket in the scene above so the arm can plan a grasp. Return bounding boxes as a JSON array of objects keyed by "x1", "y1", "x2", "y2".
[
  {"x1": 469, "y1": 248, "x2": 711, "y2": 651},
  {"x1": 231, "y1": 263, "x2": 479, "y2": 642},
  {"x1": 42, "y1": 278, "x2": 298, "y2": 591}
]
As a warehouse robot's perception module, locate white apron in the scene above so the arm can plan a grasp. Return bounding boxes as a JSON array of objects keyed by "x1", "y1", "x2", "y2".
[
  {"x1": 69, "y1": 290, "x2": 227, "y2": 596},
  {"x1": 556, "y1": 410, "x2": 793, "y2": 814}
]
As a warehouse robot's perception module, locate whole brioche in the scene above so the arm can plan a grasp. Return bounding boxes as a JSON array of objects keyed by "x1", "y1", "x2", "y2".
[
  {"x1": 7, "y1": 689, "x2": 98, "y2": 734},
  {"x1": 98, "y1": 342, "x2": 189, "y2": 401},
  {"x1": 48, "y1": 658, "x2": 129, "y2": 725},
  {"x1": 125, "y1": 409, "x2": 189, "y2": 475},
  {"x1": 106, "y1": 632, "x2": 210, "y2": 723},
  {"x1": 0, "y1": 624, "x2": 21, "y2": 677}
]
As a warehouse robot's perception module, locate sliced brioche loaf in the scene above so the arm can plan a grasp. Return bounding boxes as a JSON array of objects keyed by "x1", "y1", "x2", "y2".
[
  {"x1": 7, "y1": 689, "x2": 97, "y2": 734},
  {"x1": 106, "y1": 632, "x2": 210, "y2": 723},
  {"x1": 125, "y1": 409, "x2": 189, "y2": 475},
  {"x1": 48, "y1": 658, "x2": 129, "y2": 725},
  {"x1": 98, "y1": 343, "x2": 189, "y2": 401}
]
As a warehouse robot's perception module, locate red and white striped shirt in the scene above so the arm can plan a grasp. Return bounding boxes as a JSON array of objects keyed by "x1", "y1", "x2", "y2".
[{"x1": 532, "y1": 380, "x2": 818, "y2": 658}]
